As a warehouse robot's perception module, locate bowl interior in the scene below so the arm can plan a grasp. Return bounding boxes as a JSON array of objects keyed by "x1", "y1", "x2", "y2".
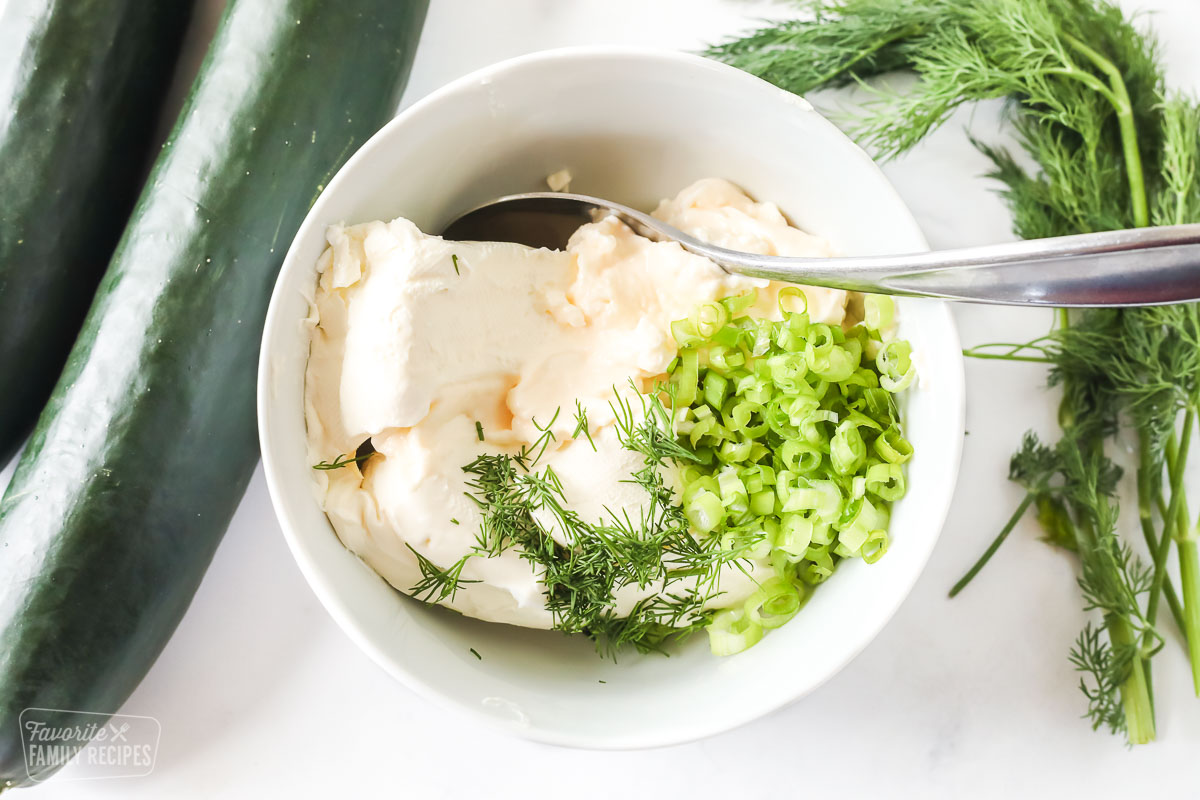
[{"x1": 258, "y1": 48, "x2": 965, "y2": 748}]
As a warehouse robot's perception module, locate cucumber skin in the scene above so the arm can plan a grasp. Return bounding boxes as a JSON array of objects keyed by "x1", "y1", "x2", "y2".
[
  {"x1": 0, "y1": 0, "x2": 428, "y2": 787},
  {"x1": 0, "y1": 0, "x2": 196, "y2": 465}
]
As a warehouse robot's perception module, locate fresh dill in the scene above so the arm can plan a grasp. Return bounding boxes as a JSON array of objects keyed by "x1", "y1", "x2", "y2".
[
  {"x1": 475, "y1": 420, "x2": 484, "y2": 441},
  {"x1": 611, "y1": 381, "x2": 702, "y2": 465},
  {"x1": 469, "y1": 647, "x2": 481, "y2": 660},
  {"x1": 572, "y1": 400, "x2": 597, "y2": 451},
  {"x1": 1070, "y1": 622, "x2": 1130, "y2": 736},
  {"x1": 452, "y1": 389, "x2": 742, "y2": 658},
  {"x1": 524, "y1": 410, "x2": 561, "y2": 466},
  {"x1": 709, "y1": 0, "x2": 1200, "y2": 744},
  {"x1": 451, "y1": 253, "x2": 461, "y2": 275},
  {"x1": 948, "y1": 433, "x2": 1058, "y2": 597},
  {"x1": 405, "y1": 543, "x2": 478, "y2": 604},
  {"x1": 312, "y1": 452, "x2": 373, "y2": 470}
]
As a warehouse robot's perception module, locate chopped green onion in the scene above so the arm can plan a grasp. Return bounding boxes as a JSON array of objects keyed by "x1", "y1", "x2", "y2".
[
  {"x1": 864, "y1": 295, "x2": 895, "y2": 332},
  {"x1": 875, "y1": 425, "x2": 913, "y2": 464},
  {"x1": 750, "y1": 489, "x2": 776, "y2": 516},
  {"x1": 750, "y1": 319, "x2": 773, "y2": 357},
  {"x1": 712, "y1": 324, "x2": 742, "y2": 348},
  {"x1": 861, "y1": 530, "x2": 889, "y2": 564},
  {"x1": 777, "y1": 286, "x2": 808, "y2": 316},
  {"x1": 768, "y1": 353, "x2": 807, "y2": 392},
  {"x1": 717, "y1": 468, "x2": 748, "y2": 504},
  {"x1": 717, "y1": 438, "x2": 754, "y2": 464},
  {"x1": 838, "y1": 521, "x2": 871, "y2": 554},
  {"x1": 693, "y1": 302, "x2": 729, "y2": 338},
  {"x1": 663, "y1": 289, "x2": 915, "y2": 656},
  {"x1": 866, "y1": 462, "x2": 907, "y2": 500},
  {"x1": 830, "y1": 421, "x2": 867, "y2": 475},
  {"x1": 673, "y1": 348, "x2": 699, "y2": 406},
  {"x1": 685, "y1": 490, "x2": 724, "y2": 533},
  {"x1": 721, "y1": 290, "x2": 758, "y2": 316},
  {"x1": 745, "y1": 577, "x2": 803, "y2": 629},
  {"x1": 807, "y1": 341, "x2": 857, "y2": 382},
  {"x1": 801, "y1": 546, "x2": 835, "y2": 584},
  {"x1": 670, "y1": 319, "x2": 704, "y2": 348},
  {"x1": 708, "y1": 607, "x2": 764, "y2": 655},
  {"x1": 775, "y1": 513, "x2": 815, "y2": 560},
  {"x1": 877, "y1": 341, "x2": 915, "y2": 392},
  {"x1": 780, "y1": 439, "x2": 822, "y2": 474},
  {"x1": 703, "y1": 371, "x2": 729, "y2": 408}
]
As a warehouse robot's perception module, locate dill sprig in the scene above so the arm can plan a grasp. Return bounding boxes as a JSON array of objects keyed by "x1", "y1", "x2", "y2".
[
  {"x1": 572, "y1": 400, "x2": 597, "y2": 451},
  {"x1": 611, "y1": 382, "x2": 702, "y2": 465},
  {"x1": 312, "y1": 451, "x2": 373, "y2": 470},
  {"x1": 1070, "y1": 623, "x2": 1131, "y2": 736},
  {"x1": 406, "y1": 543, "x2": 478, "y2": 604},
  {"x1": 709, "y1": 0, "x2": 1163, "y2": 230},
  {"x1": 449, "y1": 389, "x2": 745, "y2": 658},
  {"x1": 709, "y1": 0, "x2": 1200, "y2": 743},
  {"x1": 948, "y1": 433, "x2": 1060, "y2": 597}
]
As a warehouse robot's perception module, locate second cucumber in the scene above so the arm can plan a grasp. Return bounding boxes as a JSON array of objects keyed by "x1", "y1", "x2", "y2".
[
  {"x1": 0, "y1": 0, "x2": 197, "y2": 463},
  {"x1": 0, "y1": 0, "x2": 429, "y2": 787}
]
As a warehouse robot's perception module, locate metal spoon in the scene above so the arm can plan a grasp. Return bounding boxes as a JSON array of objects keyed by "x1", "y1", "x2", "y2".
[{"x1": 442, "y1": 192, "x2": 1200, "y2": 307}]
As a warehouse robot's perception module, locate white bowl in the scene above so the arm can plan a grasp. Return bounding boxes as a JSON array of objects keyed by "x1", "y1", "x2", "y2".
[{"x1": 258, "y1": 47, "x2": 965, "y2": 749}]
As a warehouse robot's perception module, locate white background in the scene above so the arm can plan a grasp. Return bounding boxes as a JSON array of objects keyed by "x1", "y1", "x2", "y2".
[{"x1": 8, "y1": 0, "x2": 1200, "y2": 797}]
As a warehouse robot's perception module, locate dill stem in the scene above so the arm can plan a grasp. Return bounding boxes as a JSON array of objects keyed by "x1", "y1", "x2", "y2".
[
  {"x1": 1108, "y1": 613, "x2": 1157, "y2": 745},
  {"x1": 1142, "y1": 418, "x2": 1193, "y2": 712},
  {"x1": 1140, "y1": 499, "x2": 1188, "y2": 638},
  {"x1": 1062, "y1": 35, "x2": 1149, "y2": 227},
  {"x1": 960, "y1": 351, "x2": 1053, "y2": 364},
  {"x1": 1148, "y1": 412, "x2": 1195, "y2": 630},
  {"x1": 1137, "y1": 439, "x2": 1188, "y2": 637},
  {"x1": 949, "y1": 492, "x2": 1034, "y2": 597},
  {"x1": 1111, "y1": 86, "x2": 1149, "y2": 227},
  {"x1": 1180, "y1": 535, "x2": 1200, "y2": 695},
  {"x1": 1165, "y1": 415, "x2": 1200, "y2": 695}
]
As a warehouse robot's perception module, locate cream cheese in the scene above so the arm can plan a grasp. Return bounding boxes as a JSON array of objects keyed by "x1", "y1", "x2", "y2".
[{"x1": 305, "y1": 178, "x2": 841, "y2": 629}]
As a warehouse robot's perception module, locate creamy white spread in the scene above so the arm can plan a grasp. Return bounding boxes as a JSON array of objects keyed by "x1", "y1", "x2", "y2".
[{"x1": 305, "y1": 178, "x2": 841, "y2": 629}]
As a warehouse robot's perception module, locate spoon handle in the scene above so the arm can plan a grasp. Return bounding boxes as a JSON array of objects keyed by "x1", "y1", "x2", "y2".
[
  {"x1": 445, "y1": 192, "x2": 1200, "y2": 307},
  {"x1": 677, "y1": 223, "x2": 1200, "y2": 307}
]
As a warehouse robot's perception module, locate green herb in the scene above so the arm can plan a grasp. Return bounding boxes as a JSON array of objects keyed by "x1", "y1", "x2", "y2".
[
  {"x1": 312, "y1": 452, "x2": 373, "y2": 470},
  {"x1": 469, "y1": 647, "x2": 481, "y2": 660},
  {"x1": 457, "y1": 392, "x2": 727, "y2": 658},
  {"x1": 452, "y1": 253, "x2": 461, "y2": 275},
  {"x1": 949, "y1": 433, "x2": 1059, "y2": 596},
  {"x1": 572, "y1": 400, "x2": 597, "y2": 451},
  {"x1": 959, "y1": 308, "x2": 1200, "y2": 742},
  {"x1": 611, "y1": 382, "x2": 700, "y2": 466},
  {"x1": 709, "y1": 0, "x2": 1200, "y2": 744},
  {"x1": 405, "y1": 543, "x2": 478, "y2": 604},
  {"x1": 475, "y1": 420, "x2": 484, "y2": 441}
]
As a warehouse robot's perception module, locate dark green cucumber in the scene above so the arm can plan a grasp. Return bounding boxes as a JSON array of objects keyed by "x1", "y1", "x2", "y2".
[
  {"x1": 0, "y1": 0, "x2": 428, "y2": 788},
  {"x1": 0, "y1": 0, "x2": 197, "y2": 464}
]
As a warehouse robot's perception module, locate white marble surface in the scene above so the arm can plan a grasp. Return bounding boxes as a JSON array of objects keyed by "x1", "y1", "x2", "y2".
[{"x1": 9, "y1": 0, "x2": 1200, "y2": 796}]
